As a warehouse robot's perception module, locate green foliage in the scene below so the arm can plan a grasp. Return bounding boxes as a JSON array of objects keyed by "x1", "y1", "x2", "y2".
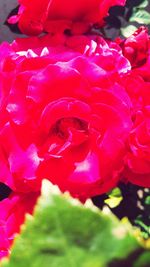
[
  {"x1": 108, "y1": 188, "x2": 122, "y2": 198},
  {"x1": 134, "y1": 251, "x2": 150, "y2": 267},
  {"x1": 130, "y1": 9, "x2": 150, "y2": 25},
  {"x1": 125, "y1": 0, "x2": 150, "y2": 36},
  {"x1": 145, "y1": 196, "x2": 150, "y2": 205},
  {"x1": 137, "y1": 0, "x2": 149, "y2": 8},
  {"x1": 1, "y1": 181, "x2": 150, "y2": 267},
  {"x1": 93, "y1": 184, "x2": 150, "y2": 240},
  {"x1": 103, "y1": 0, "x2": 150, "y2": 39},
  {"x1": 104, "y1": 188, "x2": 123, "y2": 208},
  {"x1": 121, "y1": 25, "x2": 138, "y2": 38},
  {"x1": 134, "y1": 188, "x2": 150, "y2": 239}
]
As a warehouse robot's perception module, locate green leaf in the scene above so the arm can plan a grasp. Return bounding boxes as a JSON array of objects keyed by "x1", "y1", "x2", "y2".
[
  {"x1": 137, "y1": 0, "x2": 149, "y2": 8},
  {"x1": 130, "y1": 9, "x2": 150, "y2": 25},
  {"x1": 1, "y1": 181, "x2": 150, "y2": 267},
  {"x1": 121, "y1": 25, "x2": 137, "y2": 38},
  {"x1": 145, "y1": 196, "x2": 150, "y2": 205},
  {"x1": 134, "y1": 251, "x2": 150, "y2": 267},
  {"x1": 104, "y1": 196, "x2": 122, "y2": 208},
  {"x1": 105, "y1": 187, "x2": 123, "y2": 208},
  {"x1": 108, "y1": 187, "x2": 122, "y2": 198}
]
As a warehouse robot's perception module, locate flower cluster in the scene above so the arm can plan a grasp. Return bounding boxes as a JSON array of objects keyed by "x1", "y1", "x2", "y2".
[{"x1": 0, "y1": 0, "x2": 150, "y2": 259}]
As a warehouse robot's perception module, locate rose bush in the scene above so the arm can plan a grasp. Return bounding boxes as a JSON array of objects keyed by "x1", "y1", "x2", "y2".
[
  {"x1": 8, "y1": 0, "x2": 126, "y2": 35},
  {"x1": 0, "y1": 33, "x2": 132, "y2": 200},
  {"x1": 1, "y1": 0, "x2": 150, "y2": 262}
]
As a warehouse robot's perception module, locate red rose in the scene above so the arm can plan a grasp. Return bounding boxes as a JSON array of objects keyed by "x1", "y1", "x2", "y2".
[
  {"x1": 0, "y1": 34, "x2": 132, "y2": 200},
  {"x1": 8, "y1": 0, "x2": 126, "y2": 35},
  {"x1": 120, "y1": 74, "x2": 150, "y2": 115},
  {"x1": 123, "y1": 108, "x2": 150, "y2": 187},
  {"x1": 120, "y1": 27, "x2": 150, "y2": 81},
  {"x1": 119, "y1": 28, "x2": 150, "y2": 187},
  {"x1": 121, "y1": 27, "x2": 149, "y2": 68}
]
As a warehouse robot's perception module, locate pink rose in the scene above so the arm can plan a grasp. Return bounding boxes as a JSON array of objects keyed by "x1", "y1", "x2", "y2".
[
  {"x1": 0, "y1": 33, "x2": 132, "y2": 200},
  {"x1": 8, "y1": 0, "x2": 126, "y2": 35}
]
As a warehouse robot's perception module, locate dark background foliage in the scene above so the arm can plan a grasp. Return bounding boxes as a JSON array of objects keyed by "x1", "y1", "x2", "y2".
[{"x1": 103, "y1": 0, "x2": 150, "y2": 38}]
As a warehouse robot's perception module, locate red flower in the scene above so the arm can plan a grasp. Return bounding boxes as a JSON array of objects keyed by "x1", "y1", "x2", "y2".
[
  {"x1": 0, "y1": 191, "x2": 39, "y2": 259},
  {"x1": 8, "y1": 0, "x2": 126, "y2": 35},
  {"x1": 120, "y1": 27, "x2": 150, "y2": 81},
  {"x1": 120, "y1": 74, "x2": 150, "y2": 115},
  {"x1": 123, "y1": 108, "x2": 150, "y2": 187},
  {"x1": 0, "y1": 34, "x2": 132, "y2": 200},
  {"x1": 121, "y1": 27, "x2": 149, "y2": 68},
  {"x1": 119, "y1": 28, "x2": 150, "y2": 187}
]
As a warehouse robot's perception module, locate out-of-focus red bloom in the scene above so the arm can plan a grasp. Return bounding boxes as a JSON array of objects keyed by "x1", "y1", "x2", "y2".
[
  {"x1": 8, "y1": 0, "x2": 126, "y2": 35},
  {"x1": 121, "y1": 27, "x2": 149, "y2": 68},
  {"x1": 120, "y1": 27, "x2": 150, "y2": 81},
  {"x1": 0, "y1": 191, "x2": 39, "y2": 259},
  {"x1": 0, "y1": 34, "x2": 132, "y2": 200}
]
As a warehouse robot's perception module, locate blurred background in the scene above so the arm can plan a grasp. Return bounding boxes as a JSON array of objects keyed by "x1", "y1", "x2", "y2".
[{"x1": 0, "y1": 0, "x2": 18, "y2": 42}]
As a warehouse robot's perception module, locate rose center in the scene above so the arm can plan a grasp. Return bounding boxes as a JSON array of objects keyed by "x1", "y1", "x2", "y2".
[
  {"x1": 0, "y1": 183, "x2": 12, "y2": 201},
  {"x1": 52, "y1": 117, "x2": 88, "y2": 138},
  {"x1": 44, "y1": 117, "x2": 89, "y2": 156}
]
